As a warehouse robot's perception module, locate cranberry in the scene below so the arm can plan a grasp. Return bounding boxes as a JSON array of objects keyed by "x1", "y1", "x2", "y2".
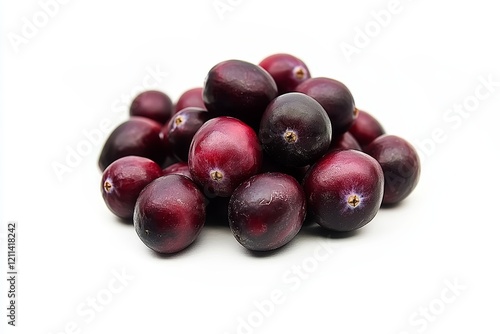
[
  {"x1": 259, "y1": 53, "x2": 311, "y2": 94},
  {"x1": 330, "y1": 132, "x2": 362, "y2": 151},
  {"x1": 162, "y1": 162, "x2": 192, "y2": 180},
  {"x1": 229, "y1": 173, "x2": 306, "y2": 251},
  {"x1": 259, "y1": 92, "x2": 332, "y2": 167},
  {"x1": 296, "y1": 77, "x2": 357, "y2": 135},
  {"x1": 203, "y1": 59, "x2": 278, "y2": 129},
  {"x1": 134, "y1": 175, "x2": 206, "y2": 254},
  {"x1": 364, "y1": 135, "x2": 421, "y2": 205},
  {"x1": 161, "y1": 107, "x2": 209, "y2": 161},
  {"x1": 303, "y1": 150, "x2": 384, "y2": 232},
  {"x1": 101, "y1": 156, "x2": 162, "y2": 220},
  {"x1": 175, "y1": 87, "x2": 205, "y2": 112},
  {"x1": 348, "y1": 109, "x2": 385, "y2": 149},
  {"x1": 129, "y1": 90, "x2": 173, "y2": 124},
  {"x1": 188, "y1": 117, "x2": 262, "y2": 197},
  {"x1": 98, "y1": 117, "x2": 166, "y2": 171}
]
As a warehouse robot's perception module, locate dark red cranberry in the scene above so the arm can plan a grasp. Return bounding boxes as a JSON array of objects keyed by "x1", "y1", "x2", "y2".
[
  {"x1": 303, "y1": 149, "x2": 384, "y2": 232},
  {"x1": 98, "y1": 117, "x2": 166, "y2": 172},
  {"x1": 296, "y1": 77, "x2": 357, "y2": 135},
  {"x1": 134, "y1": 175, "x2": 206, "y2": 254},
  {"x1": 161, "y1": 107, "x2": 209, "y2": 161},
  {"x1": 259, "y1": 92, "x2": 332, "y2": 167},
  {"x1": 330, "y1": 132, "x2": 362, "y2": 151},
  {"x1": 364, "y1": 135, "x2": 421, "y2": 205},
  {"x1": 162, "y1": 162, "x2": 192, "y2": 180},
  {"x1": 348, "y1": 109, "x2": 385, "y2": 149},
  {"x1": 259, "y1": 53, "x2": 311, "y2": 94},
  {"x1": 203, "y1": 59, "x2": 278, "y2": 129},
  {"x1": 101, "y1": 156, "x2": 162, "y2": 220},
  {"x1": 229, "y1": 173, "x2": 306, "y2": 251},
  {"x1": 175, "y1": 87, "x2": 205, "y2": 112},
  {"x1": 129, "y1": 90, "x2": 173, "y2": 124},
  {"x1": 188, "y1": 117, "x2": 262, "y2": 197}
]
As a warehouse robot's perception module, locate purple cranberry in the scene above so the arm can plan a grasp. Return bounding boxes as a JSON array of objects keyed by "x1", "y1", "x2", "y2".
[
  {"x1": 101, "y1": 156, "x2": 162, "y2": 219},
  {"x1": 259, "y1": 53, "x2": 311, "y2": 94},
  {"x1": 330, "y1": 132, "x2": 362, "y2": 151},
  {"x1": 130, "y1": 90, "x2": 173, "y2": 124},
  {"x1": 260, "y1": 152, "x2": 310, "y2": 183},
  {"x1": 162, "y1": 162, "x2": 192, "y2": 180},
  {"x1": 229, "y1": 173, "x2": 306, "y2": 251},
  {"x1": 161, "y1": 107, "x2": 209, "y2": 161},
  {"x1": 175, "y1": 87, "x2": 205, "y2": 112},
  {"x1": 364, "y1": 135, "x2": 421, "y2": 205},
  {"x1": 259, "y1": 92, "x2": 332, "y2": 167},
  {"x1": 203, "y1": 59, "x2": 278, "y2": 129},
  {"x1": 303, "y1": 149, "x2": 384, "y2": 232},
  {"x1": 188, "y1": 117, "x2": 262, "y2": 197},
  {"x1": 348, "y1": 109, "x2": 385, "y2": 149},
  {"x1": 296, "y1": 77, "x2": 357, "y2": 135},
  {"x1": 98, "y1": 117, "x2": 166, "y2": 171},
  {"x1": 134, "y1": 175, "x2": 206, "y2": 254}
]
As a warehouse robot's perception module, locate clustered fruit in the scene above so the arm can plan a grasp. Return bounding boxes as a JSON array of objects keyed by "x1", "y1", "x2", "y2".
[{"x1": 99, "y1": 53, "x2": 421, "y2": 254}]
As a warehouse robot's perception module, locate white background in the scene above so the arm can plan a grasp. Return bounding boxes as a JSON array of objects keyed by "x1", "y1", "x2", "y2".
[{"x1": 1, "y1": 0, "x2": 499, "y2": 333}]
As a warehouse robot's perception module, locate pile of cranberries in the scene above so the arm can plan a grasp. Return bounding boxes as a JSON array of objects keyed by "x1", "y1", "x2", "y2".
[{"x1": 99, "y1": 54, "x2": 421, "y2": 254}]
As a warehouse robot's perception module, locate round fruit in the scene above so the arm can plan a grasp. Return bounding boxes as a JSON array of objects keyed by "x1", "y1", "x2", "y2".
[
  {"x1": 229, "y1": 173, "x2": 306, "y2": 251},
  {"x1": 161, "y1": 107, "x2": 209, "y2": 161},
  {"x1": 203, "y1": 59, "x2": 278, "y2": 129},
  {"x1": 296, "y1": 77, "x2": 357, "y2": 135},
  {"x1": 188, "y1": 117, "x2": 262, "y2": 197},
  {"x1": 259, "y1": 53, "x2": 311, "y2": 94},
  {"x1": 259, "y1": 92, "x2": 332, "y2": 167},
  {"x1": 98, "y1": 117, "x2": 166, "y2": 171},
  {"x1": 134, "y1": 175, "x2": 206, "y2": 254},
  {"x1": 303, "y1": 149, "x2": 384, "y2": 232},
  {"x1": 101, "y1": 156, "x2": 162, "y2": 219},
  {"x1": 348, "y1": 109, "x2": 385, "y2": 149},
  {"x1": 162, "y1": 161, "x2": 192, "y2": 180},
  {"x1": 175, "y1": 87, "x2": 205, "y2": 112},
  {"x1": 330, "y1": 132, "x2": 362, "y2": 151},
  {"x1": 129, "y1": 90, "x2": 173, "y2": 124},
  {"x1": 364, "y1": 135, "x2": 421, "y2": 205}
]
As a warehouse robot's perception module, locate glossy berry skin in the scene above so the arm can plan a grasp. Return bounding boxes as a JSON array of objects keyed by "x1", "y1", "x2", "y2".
[
  {"x1": 161, "y1": 107, "x2": 209, "y2": 161},
  {"x1": 303, "y1": 149, "x2": 384, "y2": 232},
  {"x1": 296, "y1": 77, "x2": 357, "y2": 135},
  {"x1": 162, "y1": 162, "x2": 192, "y2": 180},
  {"x1": 134, "y1": 175, "x2": 206, "y2": 254},
  {"x1": 175, "y1": 87, "x2": 205, "y2": 112},
  {"x1": 259, "y1": 92, "x2": 332, "y2": 167},
  {"x1": 101, "y1": 156, "x2": 162, "y2": 219},
  {"x1": 98, "y1": 117, "x2": 166, "y2": 172},
  {"x1": 130, "y1": 90, "x2": 173, "y2": 124},
  {"x1": 364, "y1": 135, "x2": 421, "y2": 205},
  {"x1": 203, "y1": 59, "x2": 278, "y2": 129},
  {"x1": 229, "y1": 173, "x2": 306, "y2": 251},
  {"x1": 259, "y1": 53, "x2": 311, "y2": 94},
  {"x1": 188, "y1": 117, "x2": 262, "y2": 198},
  {"x1": 348, "y1": 109, "x2": 385, "y2": 149},
  {"x1": 329, "y1": 132, "x2": 362, "y2": 151}
]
